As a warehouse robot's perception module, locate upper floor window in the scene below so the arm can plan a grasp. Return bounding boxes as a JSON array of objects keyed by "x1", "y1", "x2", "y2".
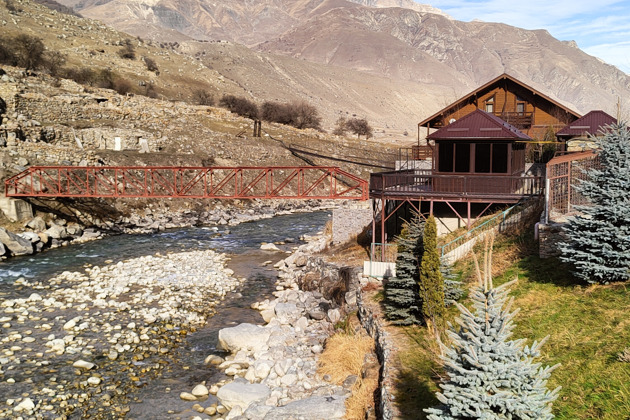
[
  {"x1": 485, "y1": 96, "x2": 494, "y2": 113},
  {"x1": 517, "y1": 102, "x2": 525, "y2": 114}
]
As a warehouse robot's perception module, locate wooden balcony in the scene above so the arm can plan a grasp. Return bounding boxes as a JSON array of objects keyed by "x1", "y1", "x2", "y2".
[
  {"x1": 494, "y1": 112, "x2": 533, "y2": 128},
  {"x1": 370, "y1": 170, "x2": 544, "y2": 203}
]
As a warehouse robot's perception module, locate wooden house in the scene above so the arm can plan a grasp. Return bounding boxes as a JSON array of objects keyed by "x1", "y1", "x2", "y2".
[
  {"x1": 427, "y1": 109, "x2": 529, "y2": 195},
  {"x1": 555, "y1": 110, "x2": 617, "y2": 151},
  {"x1": 418, "y1": 73, "x2": 581, "y2": 140}
]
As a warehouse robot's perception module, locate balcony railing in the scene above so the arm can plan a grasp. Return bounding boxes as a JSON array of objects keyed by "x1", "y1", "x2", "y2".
[
  {"x1": 370, "y1": 170, "x2": 543, "y2": 199},
  {"x1": 494, "y1": 112, "x2": 533, "y2": 128}
]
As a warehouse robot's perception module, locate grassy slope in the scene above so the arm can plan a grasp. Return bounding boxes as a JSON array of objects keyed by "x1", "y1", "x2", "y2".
[{"x1": 391, "y1": 230, "x2": 630, "y2": 419}]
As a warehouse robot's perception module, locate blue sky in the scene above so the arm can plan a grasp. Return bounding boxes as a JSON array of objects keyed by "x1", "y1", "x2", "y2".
[{"x1": 425, "y1": 0, "x2": 630, "y2": 74}]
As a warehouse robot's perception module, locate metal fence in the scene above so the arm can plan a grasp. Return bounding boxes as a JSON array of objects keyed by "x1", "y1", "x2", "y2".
[
  {"x1": 546, "y1": 151, "x2": 600, "y2": 219},
  {"x1": 370, "y1": 242, "x2": 398, "y2": 263}
]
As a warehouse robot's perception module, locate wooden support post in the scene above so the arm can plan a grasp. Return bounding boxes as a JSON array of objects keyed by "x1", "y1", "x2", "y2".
[
  {"x1": 381, "y1": 199, "x2": 386, "y2": 260},
  {"x1": 430, "y1": 200, "x2": 434, "y2": 216}
]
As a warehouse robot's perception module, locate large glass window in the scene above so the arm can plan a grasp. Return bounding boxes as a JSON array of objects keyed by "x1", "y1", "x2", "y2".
[
  {"x1": 439, "y1": 142, "x2": 454, "y2": 172},
  {"x1": 475, "y1": 143, "x2": 491, "y2": 173},
  {"x1": 455, "y1": 143, "x2": 470, "y2": 172},
  {"x1": 492, "y1": 143, "x2": 509, "y2": 173}
]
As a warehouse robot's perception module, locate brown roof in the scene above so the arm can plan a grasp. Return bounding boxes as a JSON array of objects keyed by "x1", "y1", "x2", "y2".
[
  {"x1": 556, "y1": 110, "x2": 617, "y2": 138},
  {"x1": 418, "y1": 73, "x2": 581, "y2": 127},
  {"x1": 427, "y1": 109, "x2": 531, "y2": 141}
]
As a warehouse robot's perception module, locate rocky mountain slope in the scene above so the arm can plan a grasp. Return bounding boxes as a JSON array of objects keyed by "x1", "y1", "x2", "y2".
[{"x1": 55, "y1": 0, "x2": 630, "y2": 125}]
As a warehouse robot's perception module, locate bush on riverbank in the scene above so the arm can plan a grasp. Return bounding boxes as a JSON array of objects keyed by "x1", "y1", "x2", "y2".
[{"x1": 318, "y1": 323, "x2": 378, "y2": 419}]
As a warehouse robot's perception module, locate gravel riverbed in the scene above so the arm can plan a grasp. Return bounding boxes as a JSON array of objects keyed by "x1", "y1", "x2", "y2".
[{"x1": 0, "y1": 249, "x2": 243, "y2": 419}]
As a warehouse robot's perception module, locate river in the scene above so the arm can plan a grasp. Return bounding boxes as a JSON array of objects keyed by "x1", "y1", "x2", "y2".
[{"x1": 0, "y1": 211, "x2": 331, "y2": 419}]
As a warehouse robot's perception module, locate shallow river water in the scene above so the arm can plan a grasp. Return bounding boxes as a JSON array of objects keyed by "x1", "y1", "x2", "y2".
[{"x1": 0, "y1": 211, "x2": 331, "y2": 419}]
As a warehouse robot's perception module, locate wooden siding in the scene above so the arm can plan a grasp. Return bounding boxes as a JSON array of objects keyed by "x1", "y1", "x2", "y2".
[{"x1": 424, "y1": 78, "x2": 578, "y2": 140}]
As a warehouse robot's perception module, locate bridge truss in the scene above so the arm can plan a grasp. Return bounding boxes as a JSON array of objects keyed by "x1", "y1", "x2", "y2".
[{"x1": 5, "y1": 166, "x2": 368, "y2": 200}]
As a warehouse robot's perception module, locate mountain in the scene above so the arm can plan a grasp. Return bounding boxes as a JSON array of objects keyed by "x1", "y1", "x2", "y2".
[{"x1": 24, "y1": 0, "x2": 630, "y2": 135}]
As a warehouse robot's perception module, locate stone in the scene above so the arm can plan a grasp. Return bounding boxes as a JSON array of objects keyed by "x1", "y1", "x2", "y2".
[
  {"x1": 204, "y1": 354, "x2": 224, "y2": 365},
  {"x1": 45, "y1": 224, "x2": 70, "y2": 240},
  {"x1": 180, "y1": 392, "x2": 197, "y2": 401},
  {"x1": 191, "y1": 384, "x2": 209, "y2": 397},
  {"x1": 87, "y1": 376, "x2": 102, "y2": 385},
  {"x1": 327, "y1": 308, "x2": 341, "y2": 325},
  {"x1": 263, "y1": 395, "x2": 347, "y2": 420},
  {"x1": 73, "y1": 360, "x2": 95, "y2": 370},
  {"x1": 254, "y1": 360, "x2": 273, "y2": 380},
  {"x1": 308, "y1": 309, "x2": 326, "y2": 320},
  {"x1": 260, "y1": 242, "x2": 280, "y2": 251},
  {"x1": 216, "y1": 380, "x2": 271, "y2": 410},
  {"x1": 26, "y1": 216, "x2": 47, "y2": 232},
  {"x1": 274, "y1": 302, "x2": 301, "y2": 325},
  {"x1": 218, "y1": 323, "x2": 270, "y2": 353},
  {"x1": 0, "y1": 227, "x2": 33, "y2": 255},
  {"x1": 14, "y1": 398, "x2": 35, "y2": 412}
]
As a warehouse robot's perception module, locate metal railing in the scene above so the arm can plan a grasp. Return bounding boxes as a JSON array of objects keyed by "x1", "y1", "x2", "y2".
[
  {"x1": 370, "y1": 242, "x2": 398, "y2": 263},
  {"x1": 370, "y1": 171, "x2": 543, "y2": 198}
]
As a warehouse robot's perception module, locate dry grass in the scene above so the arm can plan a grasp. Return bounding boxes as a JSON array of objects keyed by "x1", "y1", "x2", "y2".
[{"x1": 318, "y1": 330, "x2": 377, "y2": 420}]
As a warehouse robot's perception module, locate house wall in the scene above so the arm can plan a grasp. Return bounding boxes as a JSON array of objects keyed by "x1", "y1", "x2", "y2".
[{"x1": 430, "y1": 81, "x2": 578, "y2": 139}]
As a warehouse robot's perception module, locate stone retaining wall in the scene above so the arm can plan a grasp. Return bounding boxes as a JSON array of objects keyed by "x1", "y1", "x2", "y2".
[
  {"x1": 331, "y1": 205, "x2": 371, "y2": 245},
  {"x1": 356, "y1": 289, "x2": 396, "y2": 420},
  {"x1": 538, "y1": 222, "x2": 567, "y2": 258}
]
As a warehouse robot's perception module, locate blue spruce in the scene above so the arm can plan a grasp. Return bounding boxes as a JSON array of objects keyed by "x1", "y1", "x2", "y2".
[
  {"x1": 384, "y1": 211, "x2": 424, "y2": 325},
  {"x1": 559, "y1": 123, "x2": 630, "y2": 284},
  {"x1": 425, "y1": 243, "x2": 560, "y2": 419}
]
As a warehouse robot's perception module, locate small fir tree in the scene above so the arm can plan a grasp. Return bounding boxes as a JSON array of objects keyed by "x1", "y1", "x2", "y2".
[
  {"x1": 441, "y1": 258, "x2": 463, "y2": 306},
  {"x1": 418, "y1": 215, "x2": 446, "y2": 330},
  {"x1": 425, "y1": 238, "x2": 560, "y2": 420},
  {"x1": 559, "y1": 123, "x2": 630, "y2": 284},
  {"x1": 384, "y1": 211, "x2": 424, "y2": 325}
]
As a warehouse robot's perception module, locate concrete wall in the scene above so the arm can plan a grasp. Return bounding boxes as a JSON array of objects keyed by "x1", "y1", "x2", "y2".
[{"x1": 0, "y1": 196, "x2": 33, "y2": 222}]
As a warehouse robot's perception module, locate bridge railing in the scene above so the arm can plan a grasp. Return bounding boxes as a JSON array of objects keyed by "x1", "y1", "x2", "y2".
[{"x1": 5, "y1": 166, "x2": 369, "y2": 200}]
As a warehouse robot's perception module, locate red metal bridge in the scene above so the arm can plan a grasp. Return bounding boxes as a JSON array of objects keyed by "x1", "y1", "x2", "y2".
[{"x1": 4, "y1": 166, "x2": 368, "y2": 200}]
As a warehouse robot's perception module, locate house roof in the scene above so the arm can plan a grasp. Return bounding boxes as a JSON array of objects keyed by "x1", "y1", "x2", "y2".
[
  {"x1": 418, "y1": 73, "x2": 582, "y2": 128},
  {"x1": 427, "y1": 109, "x2": 531, "y2": 141},
  {"x1": 556, "y1": 110, "x2": 617, "y2": 138}
]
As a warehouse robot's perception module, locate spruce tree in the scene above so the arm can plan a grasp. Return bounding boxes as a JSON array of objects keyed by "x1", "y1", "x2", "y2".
[
  {"x1": 441, "y1": 258, "x2": 463, "y2": 306},
  {"x1": 559, "y1": 123, "x2": 630, "y2": 284},
  {"x1": 384, "y1": 211, "x2": 424, "y2": 325},
  {"x1": 425, "y1": 242, "x2": 560, "y2": 419},
  {"x1": 418, "y1": 215, "x2": 446, "y2": 330}
]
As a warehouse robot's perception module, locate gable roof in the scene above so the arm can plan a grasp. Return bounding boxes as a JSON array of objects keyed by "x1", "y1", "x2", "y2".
[
  {"x1": 556, "y1": 110, "x2": 617, "y2": 138},
  {"x1": 418, "y1": 73, "x2": 581, "y2": 128},
  {"x1": 427, "y1": 109, "x2": 531, "y2": 141}
]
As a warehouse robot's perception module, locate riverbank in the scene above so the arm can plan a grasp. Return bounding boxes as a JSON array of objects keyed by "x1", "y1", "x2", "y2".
[
  {"x1": 170, "y1": 229, "x2": 374, "y2": 419},
  {"x1": 0, "y1": 211, "x2": 332, "y2": 419},
  {"x1": 0, "y1": 198, "x2": 344, "y2": 261}
]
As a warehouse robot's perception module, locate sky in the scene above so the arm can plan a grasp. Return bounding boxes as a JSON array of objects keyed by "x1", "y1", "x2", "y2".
[{"x1": 425, "y1": 0, "x2": 630, "y2": 74}]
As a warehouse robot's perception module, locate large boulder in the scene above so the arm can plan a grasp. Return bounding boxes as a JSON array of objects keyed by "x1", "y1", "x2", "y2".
[
  {"x1": 45, "y1": 224, "x2": 71, "y2": 239},
  {"x1": 218, "y1": 323, "x2": 270, "y2": 353},
  {"x1": 216, "y1": 379, "x2": 271, "y2": 410},
  {"x1": 274, "y1": 302, "x2": 302, "y2": 325},
  {"x1": 26, "y1": 216, "x2": 47, "y2": 232},
  {"x1": 0, "y1": 228, "x2": 33, "y2": 255},
  {"x1": 263, "y1": 395, "x2": 347, "y2": 420}
]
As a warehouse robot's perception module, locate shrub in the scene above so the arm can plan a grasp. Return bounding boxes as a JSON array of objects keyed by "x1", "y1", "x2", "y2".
[
  {"x1": 346, "y1": 117, "x2": 373, "y2": 139},
  {"x1": 143, "y1": 56, "x2": 159, "y2": 73},
  {"x1": 261, "y1": 100, "x2": 322, "y2": 130},
  {"x1": 64, "y1": 67, "x2": 96, "y2": 85},
  {"x1": 193, "y1": 89, "x2": 215, "y2": 106},
  {"x1": 219, "y1": 94, "x2": 259, "y2": 120},
  {"x1": 43, "y1": 50, "x2": 67, "y2": 77},
  {"x1": 14, "y1": 34, "x2": 45, "y2": 71},
  {"x1": 113, "y1": 78, "x2": 133, "y2": 95},
  {"x1": 117, "y1": 39, "x2": 136, "y2": 60},
  {"x1": 333, "y1": 116, "x2": 347, "y2": 136},
  {"x1": 0, "y1": 36, "x2": 16, "y2": 66}
]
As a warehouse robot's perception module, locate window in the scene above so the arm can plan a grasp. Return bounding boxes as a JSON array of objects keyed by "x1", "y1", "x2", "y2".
[
  {"x1": 517, "y1": 102, "x2": 525, "y2": 114},
  {"x1": 475, "y1": 143, "x2": 491, "y2": 173},
  {"x1": 474, "y1": 143, "x2": 509, "y2": 173},
  {"x1": 485, "y1": 96, "x2": 494, "y2": 113},
  {"x1": 492, "y1": 143, "x2": 509, "y2": 173},
  {"x1": 455, "y1": 143, "x2": 470, "y2": 172},
  {"x1": 439, "y1": 142, "x2": 454, "y2": 172},
  {"x1": 438, "y1": 142, "x2": 471, "y2": 173}
]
